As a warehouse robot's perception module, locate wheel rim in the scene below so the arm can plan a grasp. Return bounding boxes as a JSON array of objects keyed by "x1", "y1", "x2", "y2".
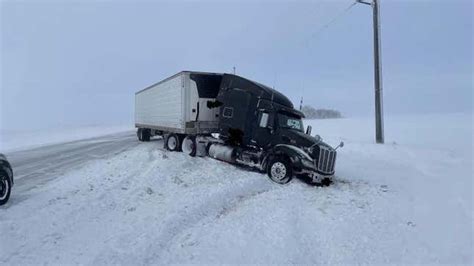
[
  {"x1": 168, "y1": 136, "x2": 177, "y2": 150},
  {"x1": 270, "y1": 162, "x2": 287, "y2": 181},
  {"x1": 0, "y1": 175, "x2": 9, "y2": 201},
  {"x1": 182, "y1": 137, "x2": 195, "y2": 155}
]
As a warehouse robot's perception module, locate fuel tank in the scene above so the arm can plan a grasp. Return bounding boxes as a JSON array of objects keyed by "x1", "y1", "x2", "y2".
[{"x1": 208, "y1": 143, "x2": 237, "y2": 163}]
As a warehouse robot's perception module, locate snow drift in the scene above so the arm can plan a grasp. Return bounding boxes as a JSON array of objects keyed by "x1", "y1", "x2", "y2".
[{"x1": 0, "y1": 113, "x2": 472, "y2": 264}]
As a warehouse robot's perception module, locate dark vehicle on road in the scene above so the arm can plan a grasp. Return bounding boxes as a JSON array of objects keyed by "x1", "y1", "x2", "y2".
[{"x1": 0, "y1": 153, "x2": 13, "y2": 205}]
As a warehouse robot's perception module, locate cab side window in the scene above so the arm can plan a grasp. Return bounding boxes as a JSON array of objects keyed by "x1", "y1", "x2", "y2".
[{"x1": 259, "y1": 112, "x2": 269, "y2": 127}]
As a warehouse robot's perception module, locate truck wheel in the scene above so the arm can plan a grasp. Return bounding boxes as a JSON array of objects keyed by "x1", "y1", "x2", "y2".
[
  {"x1": 143, "y1": 129, "x2": 151, "y2": 142},
  {"x1": 166, "y1": 134, "x2": 180, "y2": 151},
  {"x1": 181, "y1": 136, "x2": 196, "y2": 156},
  {"x1": 137, "y1": 129, "x2": 143, "y2": 141},
  {"x1": 0, "y1": 171, "x2": 11, "y2": 206},
  {"x1": 267, "y1": 157, "x2": 293, "y2": 184}
]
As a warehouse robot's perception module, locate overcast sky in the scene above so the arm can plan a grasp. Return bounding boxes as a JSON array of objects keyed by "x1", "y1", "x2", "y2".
[{"x1": 1, "y1": 0, "x2": 472, "y2": 130}]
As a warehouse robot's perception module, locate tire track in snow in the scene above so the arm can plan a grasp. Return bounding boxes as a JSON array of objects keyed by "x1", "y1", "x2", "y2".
[
  {"x1": 91, "y1": 152, "x2": 277, "y2": 265},
  {"x1": 143, "y1": 177, "x2": 275, "y2": 264}
]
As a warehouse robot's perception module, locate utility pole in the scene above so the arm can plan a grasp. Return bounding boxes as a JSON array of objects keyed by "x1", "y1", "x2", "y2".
[
  {"x1": 232, "y1": 66, "x2": 236, "y2": 75},
  {"x1": 357, "y1": 0, "x2": 384, "y2": 144}
]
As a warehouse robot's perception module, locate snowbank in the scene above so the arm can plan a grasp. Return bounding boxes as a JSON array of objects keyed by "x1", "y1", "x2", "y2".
[{"x1": 0, "y1": 113, "x2": 472, "y2": 264}]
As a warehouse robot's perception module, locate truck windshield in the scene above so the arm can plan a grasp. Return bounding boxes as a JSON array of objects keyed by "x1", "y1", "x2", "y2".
[{"x1": 278, "y1": 113, "x2": 304, "y2": 132}]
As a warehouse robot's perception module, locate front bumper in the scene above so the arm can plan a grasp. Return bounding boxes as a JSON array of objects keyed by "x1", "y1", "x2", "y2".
[
  {"x1": 307, "y1": 171, "x2": 333, "y2": 183},
  {"x1": 297, "y1": 158, "x2": 334, "y2": 183},
  {"x1": 287, "y1": 146, "x2": 336, "y2": 183},
  {"x1": 298, "y1": 166, "x2": 334, "y2": 183}
]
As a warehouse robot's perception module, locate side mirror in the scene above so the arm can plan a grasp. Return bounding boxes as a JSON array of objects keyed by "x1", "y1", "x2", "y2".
[
  {"x1": 306, "y1": 125, "x2": 312, "y2": 135},
  {"x1": 335, "y1": 141, "x2": 344, "y2": 150}
]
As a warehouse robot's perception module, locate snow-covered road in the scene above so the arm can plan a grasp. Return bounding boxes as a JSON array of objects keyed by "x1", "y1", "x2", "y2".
[
  {"x1": 5, "y1": 132, "x2": 138, "y2": 204},
  {"x1": 0, "y1": 114, "x2": 472, "y2": 265}
]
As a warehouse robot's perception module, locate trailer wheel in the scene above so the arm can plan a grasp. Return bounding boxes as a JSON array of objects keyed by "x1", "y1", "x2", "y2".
[
  {"x1": 137, "y1": 129, "x2": 143, "y2": 141},
  {"x1": 181, "y1": 135, "x2": 196, "y2": 156},
  {"x1": 143, "y1": 129, "x2": 151, "y2": 142},
  {"x1": 267, "y1": 157, "x2": 293, "y2": 184},
  {"x1": 0, "y1": 170, "x2": 12, "y2": 206},
  {"x1": 166, "y1": 134, "x2": 180, "y2": 151}
]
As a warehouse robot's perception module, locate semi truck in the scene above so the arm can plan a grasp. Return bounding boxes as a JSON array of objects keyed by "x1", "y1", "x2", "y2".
[{"x1": 135, "y1": 71, "x2": 342, "y2": 185}]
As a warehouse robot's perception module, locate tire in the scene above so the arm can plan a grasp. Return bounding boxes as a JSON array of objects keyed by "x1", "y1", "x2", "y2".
[
  {"x1": 0, "y1": 171, "x2": 11, "y2": 206},
  {"x1": 143, "y1": 129, "x2": 151, "y2": 142},
  {"x1": 165, "y1": 134, "x2": 180, "y2": 151},
  {"x1": 137, "y1": 129, "x2": 143, "y2": 142},
  {"x1": 181, "y1": 135, "x2": 196, "y2": 156},
  {"x1": 267, "y1": 157, "x2": 293, "y2": 184}
]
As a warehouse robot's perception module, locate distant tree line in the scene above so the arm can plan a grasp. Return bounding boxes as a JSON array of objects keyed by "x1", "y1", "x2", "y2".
[{"x1": 301, "y1": 105, "x2": 342, "y2": 119}]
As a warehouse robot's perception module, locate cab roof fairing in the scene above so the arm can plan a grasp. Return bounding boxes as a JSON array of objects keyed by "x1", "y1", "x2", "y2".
[{"x1": 219, "y1": 74, "x2": 296, "y2": 110}]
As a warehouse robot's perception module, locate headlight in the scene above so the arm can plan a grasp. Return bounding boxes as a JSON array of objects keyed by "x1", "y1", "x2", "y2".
[{"x1": 303, "y1": 146, "x2": 318, "y2": 159}]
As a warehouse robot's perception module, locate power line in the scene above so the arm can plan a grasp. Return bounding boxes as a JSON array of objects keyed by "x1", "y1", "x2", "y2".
[
  {"x1": 301, "y1": 0, "x2": 357, "y2": 47},
  {"x1": 272, "y1": 0, "x2": 358, "y2": 71},
  {"x1": 271, "y1": 1, "x2": 358, "y2": 104}
]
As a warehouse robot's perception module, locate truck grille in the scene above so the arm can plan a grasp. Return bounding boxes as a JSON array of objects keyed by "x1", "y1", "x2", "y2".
[{"x1": 317, "y1": 147, "x2": 336, "y2": 174}]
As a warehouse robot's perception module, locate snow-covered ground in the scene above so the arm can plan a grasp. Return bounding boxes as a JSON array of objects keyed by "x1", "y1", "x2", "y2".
[
  {"x1": 0, "y1": 113, "x2": 472, "y2": 264},
  {"x1": 0, "y1": 125, "x2": 132, "y2": 152}
]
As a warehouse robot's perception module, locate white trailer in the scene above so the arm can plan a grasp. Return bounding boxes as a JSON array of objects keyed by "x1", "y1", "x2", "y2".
[{"x1": 135, "y1": 71, "x2": 222, "y2": 151}]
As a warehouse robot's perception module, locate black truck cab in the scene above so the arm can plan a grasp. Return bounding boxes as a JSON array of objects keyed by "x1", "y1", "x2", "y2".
[{"x1": 212, "y1": 74, "x2": 338, "y2": 184}]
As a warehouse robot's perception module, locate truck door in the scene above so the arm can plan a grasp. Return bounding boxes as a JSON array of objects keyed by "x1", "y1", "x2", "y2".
[
  {"x1": 251, "y1": 111, "x2": 274, "y2": 148},
  {"x1": 218, "y1": 88, "x2": 252, "y2": 145}
]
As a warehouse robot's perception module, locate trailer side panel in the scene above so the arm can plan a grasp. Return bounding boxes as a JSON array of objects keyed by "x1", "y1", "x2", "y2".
[{"x1": 135, "y1": 74, "x2": 184, "y2": 131}]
